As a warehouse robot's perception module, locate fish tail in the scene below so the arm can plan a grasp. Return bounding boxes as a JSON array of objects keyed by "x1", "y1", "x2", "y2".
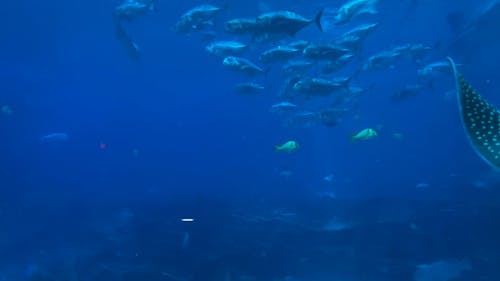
[
  {"x1": 274, "y1": 146, "x2": 281, "y2": 152},
  {"x1": 315, "y1": 8, "x2": 324, "y2": 32}
]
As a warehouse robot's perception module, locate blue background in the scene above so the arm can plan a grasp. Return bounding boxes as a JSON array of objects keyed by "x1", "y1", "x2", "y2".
[{"x1": 1, "y1": 0, "x2": 500, "y2": 280}]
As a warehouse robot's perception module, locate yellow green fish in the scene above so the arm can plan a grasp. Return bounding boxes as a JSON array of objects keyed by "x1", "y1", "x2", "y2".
[
  {"x1": 351, "y1": 128, "x2": 377, "y2": 141},
  {"x1": 275, "y1": 140, "x2": 300, "y2": 152}
]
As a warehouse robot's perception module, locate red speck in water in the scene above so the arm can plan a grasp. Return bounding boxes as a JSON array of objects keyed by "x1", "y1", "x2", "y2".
[{"x1": 99, "y1": 142, "x2": 107, "y2": 150}]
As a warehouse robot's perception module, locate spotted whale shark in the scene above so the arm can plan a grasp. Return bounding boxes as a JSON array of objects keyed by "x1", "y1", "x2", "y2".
[{"x1": 448, "y1": 57, "x2": 500, "y2": 168}]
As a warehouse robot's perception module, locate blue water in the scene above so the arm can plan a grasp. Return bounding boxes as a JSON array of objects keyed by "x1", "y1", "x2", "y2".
[{"x1": 1, "y1": 0, "x2": 500, "y2": 280}]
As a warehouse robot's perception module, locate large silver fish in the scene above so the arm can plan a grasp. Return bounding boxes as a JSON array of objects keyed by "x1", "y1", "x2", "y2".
[{"x1": 448, "y1": 57, "x2": 500, "y2": 168}]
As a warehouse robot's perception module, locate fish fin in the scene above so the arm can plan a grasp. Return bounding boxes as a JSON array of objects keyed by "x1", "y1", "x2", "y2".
[{"x1": 315, "y1": 8, "x2": 325, "y2": 32}]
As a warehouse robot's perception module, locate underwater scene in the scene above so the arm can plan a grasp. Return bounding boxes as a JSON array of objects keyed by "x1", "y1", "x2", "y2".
[{"x1": 2, "y1": 0, "x2": 500, "y2": 280}]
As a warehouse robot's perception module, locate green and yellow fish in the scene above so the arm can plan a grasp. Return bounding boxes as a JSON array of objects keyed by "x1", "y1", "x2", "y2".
[
  {"x1": 275, "y1": 140, "x2": 300, "y2": 153},
  {"x1": 351, "y1": 128, "x2": 377, "y2": 142}
]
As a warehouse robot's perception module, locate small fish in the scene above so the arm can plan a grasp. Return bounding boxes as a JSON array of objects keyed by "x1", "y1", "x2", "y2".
[
  {"x1": 303, "y1": 44, "x2": 351, "y2": 61},
  {"x1": 334, "y1": 35, "x2": 363, "y2": 51},
  {"x1": 351, "y1": 128, "x2": 377, "y2": 141},
  {"x1": 41, "y1": 133, "x2": 69, "y2": 143},
  {"x1": 223, "y1": 56, "x2": 266, "y2": 76},
  {"x1": 114, "y1": 0, "x2": 157, "y2": 21},
  {"x1": 287, "y1": 40, "x2": 310, "y2": 50},
  {"x1": 417, "y1": 61, "x2": 452, "y2": 78},
  {"x1": 414, "y1": 260, "x2": 471, "y2": 281},
  {"x1": 448, "y1": 57, "x2": 500, "y2": 168},
  {"x1": 254, "y1": 9, "x2": 324, "y2": 36},
  {"x1": 406, "y1": 43, "x2": 432, "y2": 62},
  {"x1": 224, "y1": 18, "x2": 258, "y2": 35},
  {"x1": 282, "y1": 60, "x2": 314, "y2": 76},
  {"x1": 391, "y1": 43, "x2": 412, "y2": 55},
  {"x1": 270, "y1": 101, "x2": 298, "y2": 113},
  {"x1": 173, "y1": 5, "x2": 222, "y2": 33},
  {"x1": 364, "y1": 50, "x2": 401, "y2": 70},
  {"x1": 392, "y1": 132, "x2": 404, "y2": 140},
  {"x1": 293, "y1": 77, "x2": 349, "y2": 96},
  {"x1": 259, "y1": 45, "x2": 300, "y2": 63},
  {"x1": 323, "y1": 174, "x2": 335, "y2": 182},
  {"x1": 415, "y1": 182, "x2": 430, "y2": 188},
  {"x1": 275, "y1": 140, "x2": 300, "y2": 153},
  {"x1": 342, "y1": 22, "x2": 379, "y2": 38},
  {"x1": 321, "y1": 53, "x2": 355, "y2": 74},
  {"x1": 233, "y1": 82, "x2": 265, "y2": 94},
  {"x1": 206, "y1": 41, "x2": 248, "y2": 57},
  {"x1": 334, "y1": 0, "x2": 379, "y2": 25}
]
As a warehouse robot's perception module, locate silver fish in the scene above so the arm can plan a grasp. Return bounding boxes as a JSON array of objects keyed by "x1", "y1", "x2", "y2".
[
  {"x1": 224, "y1": 18, "x2": 258, "y2": 34},
  {"x1": 303, "y1": 44, "x2": 351, "y2": 61},
  {"x1": 321, "y1": 53, "x2": 354, "y2": 74},
  {"x1": 270, "y1": 101, "x2": 298, "y2": 113},
  {"x1": 334, "y1": 0, "x2": 379, "y2": 25},
  {"x1": 206, "y1": 41, "x2": 248, "y2": 57},
  {"x1": 260, "y1": 45, "x2": 300, "y2": 63},
  {"x1": 342, "y1": 22, "x2": 378, "y2": 38},
  {"x1": 293, "y1": 77, "x2": 347, "y2": 96},
  {"x1": 287, "y1": 40, "x2": 310, "y2": 50},
  {"x1": 448, "y1": 57, "x2": 500, "y2": 168},
  {"x1": 334, "y1": 34, "x2": 363, "y2": 50},
  {"x1": 364, "y1": 50, "x2": 401, "y2": 70},
  {"x1": 282, "y1": 60, "x2": 314, "y2": 76},
  {"x1": 114, "y1": 0, "x2": 157, "y2": 21},
  {"x1": 255, "y1": 9, "x2": 324, "y2": 36},
  {"x1": 233, "y1": 82, "x2": 265, "y2": 94},
  {"x1": 173, "y1": 5, "x2": 222, "y2": 33},
  {"x1": 417, "y1": 61, "x2": 452, "y2": 78},
  {"x1": 223, "y1": 56, "x2": 266, "y2": 76},
  {"x1": 41, "y1": 133, "x2": 69, "y2": 143}
]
